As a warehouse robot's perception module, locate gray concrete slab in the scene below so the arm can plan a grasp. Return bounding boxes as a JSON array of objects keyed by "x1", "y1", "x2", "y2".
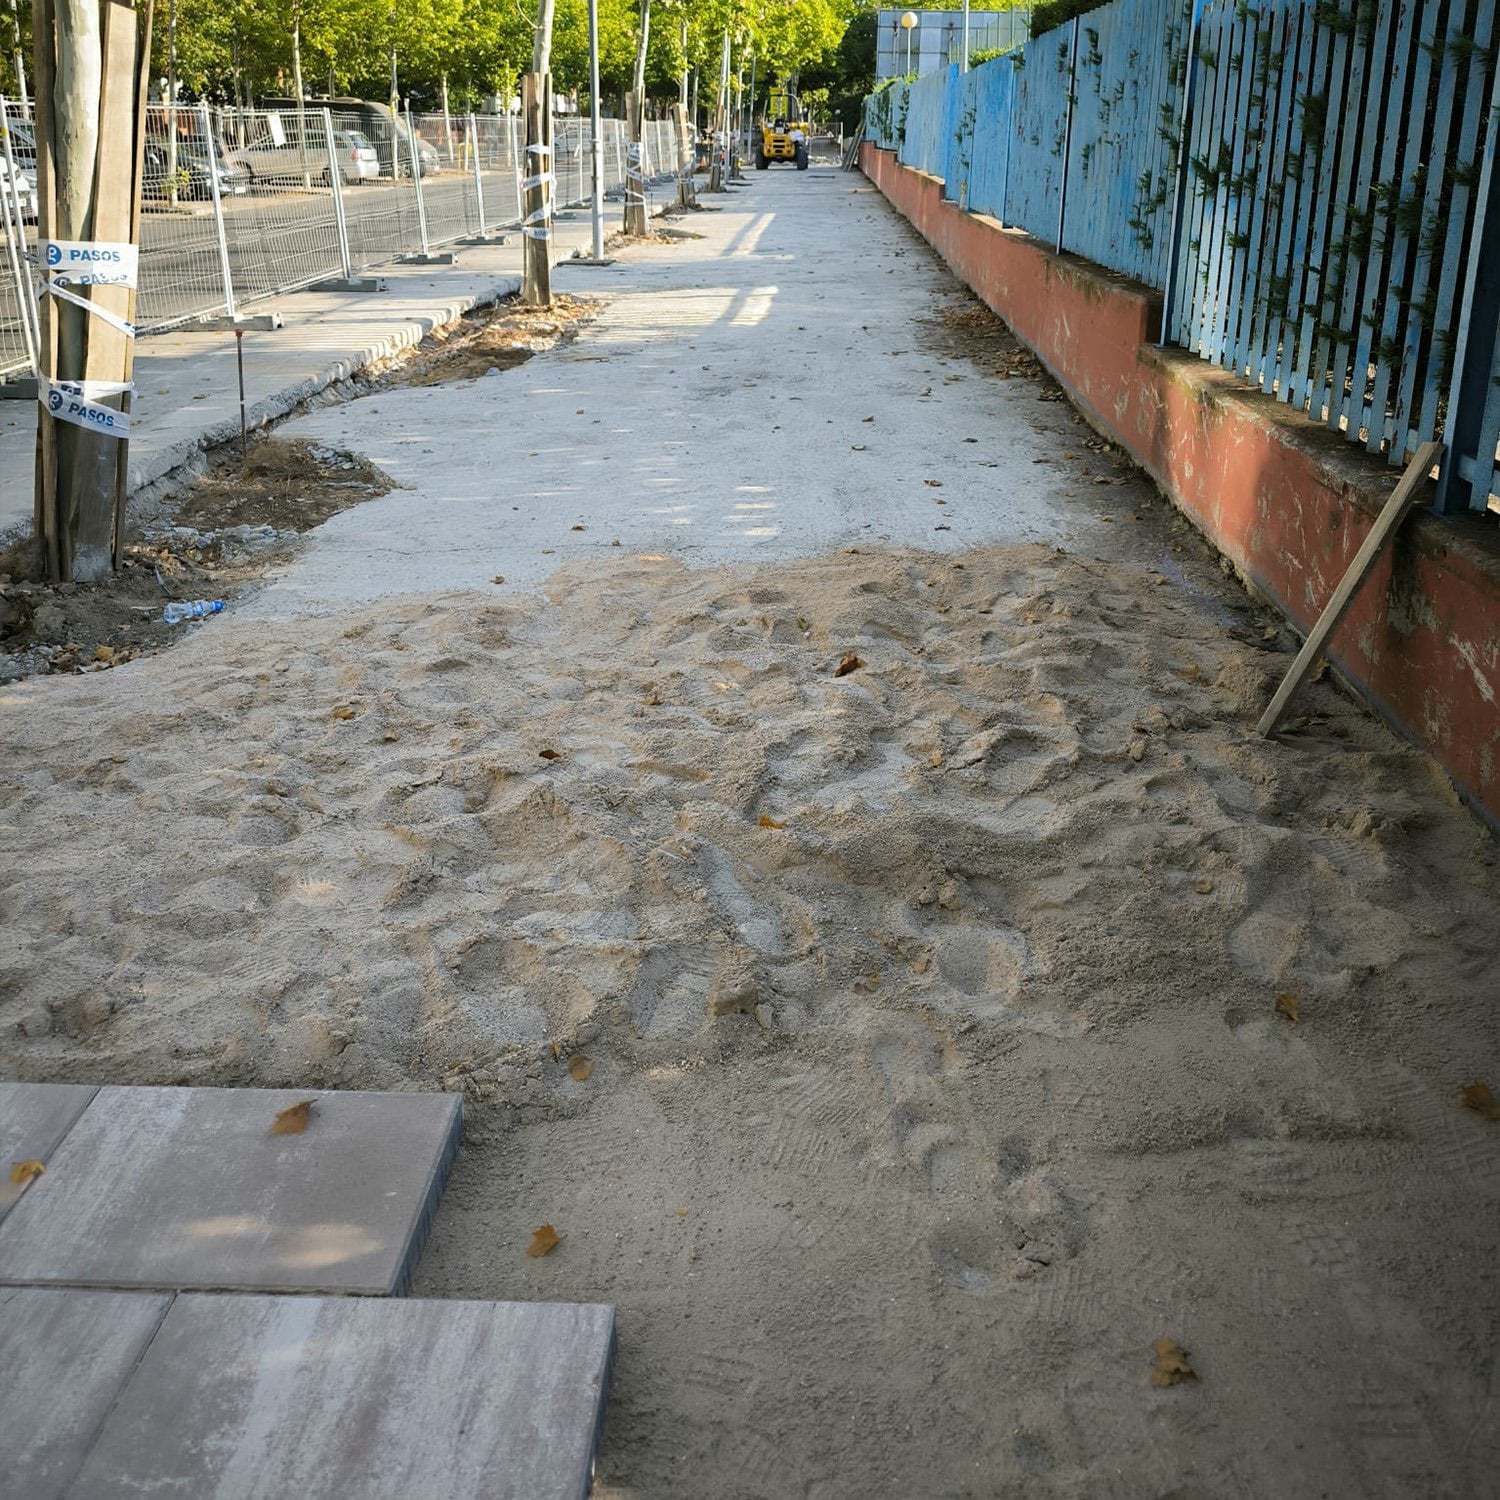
[
  {"x1": 0, "y1": 1083, "x2": 97, "y2": 1221},
  {"x1": 0, "y1": 1086, "x2": 461, "y2": 1294},
  {"x1": 69, "y1": 1292, "x2": 616, "y2": 1500},
  {"x1": 255, "y1": 168, "x2": 1082, "y2": 616},
  {"x1": 0, "y1": 1286, "x2": 171, "y2": 1500}
]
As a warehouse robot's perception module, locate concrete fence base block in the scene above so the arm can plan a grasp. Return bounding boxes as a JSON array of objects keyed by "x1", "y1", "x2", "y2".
[
  {"x1": 192, "y1": 311, "x2": 285, "y2": 333},
  {"x1": 399, "y1": 251, "x2": 459, "y2": 266},
  {"x1": 313, "y1": 276, "x2": 388, "y2": 293},
  {"x1": 859, "y1": 143, "x2": 1500, "y2": 828},
  {"x1": 0, "y1": 377, "x2": 38, "y2": 400}
]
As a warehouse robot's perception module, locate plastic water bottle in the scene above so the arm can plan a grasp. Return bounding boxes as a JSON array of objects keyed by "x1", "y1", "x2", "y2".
[{"x1": 162, "y1": 599, "x2": 224, "y2": 625}]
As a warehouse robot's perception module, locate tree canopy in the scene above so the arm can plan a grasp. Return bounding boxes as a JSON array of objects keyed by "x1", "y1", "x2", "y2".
[{"x1": 0, "y1": 0, "x2": 873, "y2": 112}]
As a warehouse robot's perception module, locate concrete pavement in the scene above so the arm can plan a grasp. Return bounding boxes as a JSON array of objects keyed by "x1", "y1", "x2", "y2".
[{"x1": 254, "y1": 164, "x2": 1109, "y2": 614}]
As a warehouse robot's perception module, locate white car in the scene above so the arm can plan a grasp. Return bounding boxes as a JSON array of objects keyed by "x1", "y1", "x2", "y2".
[
  {"x1": 331, "y1": 130, "x2": 380, "y2": 183},
  {"x1": 228, "y1": 131, "x2": 344, "y2": 187}
]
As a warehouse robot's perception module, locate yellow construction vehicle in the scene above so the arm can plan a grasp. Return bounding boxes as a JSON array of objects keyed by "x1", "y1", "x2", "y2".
[{"x1": 757, "y1": 88, "x2": 809, "y2": 171}]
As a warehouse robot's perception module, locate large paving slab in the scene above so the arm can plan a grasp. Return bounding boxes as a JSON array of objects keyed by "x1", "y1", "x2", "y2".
[
  {"x1": 69, "y1": 1292, "x2": 616, "y2": 1500},
  {"x1": 0, "y1": 1286, "x2": 171, "y2": 1500},
  {"x1": 0, "y1": 1083, "x2": 97, "y2": 1221},
  {"x1": 0, "y1": 1085, "x2": 461, "y2": 1294}
]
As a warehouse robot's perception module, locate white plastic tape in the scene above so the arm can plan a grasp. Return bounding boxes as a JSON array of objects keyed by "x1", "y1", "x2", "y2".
[
  {"x1": 40, "y1": 280, "x2": 137, "y2": 338},
  {"x1": 39, "y1": 378, "x2": 132, "y2": 437},
  {"x1": 521, "y1": 171, "x2": 555, "y2": 192},
  {"x1": 41, "y1": 238, "x2": 139, "y2": 287}
]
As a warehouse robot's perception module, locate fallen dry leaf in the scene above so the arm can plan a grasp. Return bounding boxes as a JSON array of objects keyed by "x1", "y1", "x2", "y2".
[
  {"x1": 569, "y1": 1056, "x2": 594, "y2": 1082},
  {"x1": 1129, "y1": 738, "x2": 1146, "y2": 762},
  {"x1": 758, "y1": 814, "x2": 786, "y2": 829},
  {"x1": 924, "y1": 479, "x2": 943, "y2": 488},
  {"x1": 492, "y1": 575, "x2": 505, "y2": 584},
  {"x1": 1459, "y1": 1082, "x2": 1500, "y2": 1120},
  {"x1": 550, "y1": 1040, "x2": 561, "y2": 1061},
  {"x1": 9, "y1": 1159, "x2": 44, "y2": 1187},
  {"x1": 527, "y1": 1224, "x2": 560, "y2": 1257},
  {"x1": 538, "y1": 748, "x2": 562, "y2": 761},
  {"x1": 1150, "y1": 1337, "x2": 1197, "y2": 1387},
  {"x1": 270, "y1": 1100, "x2": 317, "y2": 1136},
  {"x1": 570, "y1": 524, "x2": 586, "y2": 531},
  {"x1": 332, "y1": 706, "x2": 356, "y2": 720},
  {"x1": 1193, "y1": 877, "x2": 1214, "y2": 895},
  {"x1": 834, "y1": 652, "x2": 864, "y2": 678},
  {"x1": 1275, "y1": 993, "x2": 1301, "y2": 1024}
]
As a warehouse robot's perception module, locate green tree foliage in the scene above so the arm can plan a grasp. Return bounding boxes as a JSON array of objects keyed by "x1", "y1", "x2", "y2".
[{"x1": 2, "y1": 0, "x2": 866, "y2": 111}]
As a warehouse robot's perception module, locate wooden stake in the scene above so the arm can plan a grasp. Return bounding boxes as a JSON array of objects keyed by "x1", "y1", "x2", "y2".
[
  {"x1": 1256, "y1": 440, "x2": 1444, "y2": 737},
  {"x1": 521, "y1": 71, "x2": 552, "y2": 309},
  {"x1": 32, "y1": 0, "x2": 150, "y2": 581}
]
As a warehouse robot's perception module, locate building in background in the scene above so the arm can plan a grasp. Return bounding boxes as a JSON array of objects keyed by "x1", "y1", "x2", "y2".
[{"x1": 874, "y1": 8, "x2": 1031, "y2": 80}]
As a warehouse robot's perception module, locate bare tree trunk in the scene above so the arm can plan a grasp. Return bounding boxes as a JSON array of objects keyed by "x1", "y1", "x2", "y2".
[
  {"x1": 531, "y1": 0, "x2": 555, "y2": 75},
  {"x1": 521, "y1": 70, "x2": 551, "y2": 308},
  {"x1": 33, "y1": 0, "x2": 153, "y2": 582},
  {"x1": 623, "y1": 0, "x2": 649, "y2": 234}
]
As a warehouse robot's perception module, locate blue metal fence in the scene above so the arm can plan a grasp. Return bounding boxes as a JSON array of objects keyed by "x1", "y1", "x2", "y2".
[{"x1": 864, "y1": 0, "x2": 1500, "y2": 514}]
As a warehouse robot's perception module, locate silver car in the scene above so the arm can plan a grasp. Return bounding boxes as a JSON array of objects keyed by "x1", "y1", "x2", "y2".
[{"x1": 331, "y1": 130, "x2": 380, "y2": 184}]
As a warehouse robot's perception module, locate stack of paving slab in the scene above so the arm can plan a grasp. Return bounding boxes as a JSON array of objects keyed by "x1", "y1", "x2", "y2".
[{"x1": 0, "y1": 1081, "x2": 614, "y2": 1499}]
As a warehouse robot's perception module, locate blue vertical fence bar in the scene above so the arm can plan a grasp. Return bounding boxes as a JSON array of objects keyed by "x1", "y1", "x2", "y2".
[
  {"x1": 1003, "y1": 24, "x2": 1075, "y2": 241},
  {"x1": 860, "y1": 0, "x2": 1500, "y2": 512},
  {"x1": 1064, "y1": 0, "x2": 1191, "y2": 288}
]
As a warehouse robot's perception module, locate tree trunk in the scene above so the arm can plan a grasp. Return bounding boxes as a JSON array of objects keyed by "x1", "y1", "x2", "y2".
[
  {"x1": 32, "y1": 0, "x2": 153, "y2": 582},
  {"x1": 531, "y1": 0, "x2": 555, "y2": 76},
  {"x1": 624, "y1": 89, "x2": 646, "y2": 235},
  {"x1": 623, "y1": 0, "x2": 649, "y2": 234},
  {"x1": 521, "y1": 70, "x2": 552, "y2": 308}
]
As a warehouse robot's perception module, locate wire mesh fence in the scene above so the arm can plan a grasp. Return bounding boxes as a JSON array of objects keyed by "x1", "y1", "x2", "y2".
[{"x1": 0, "y1": 97, "x2": 693, "y2": 383}]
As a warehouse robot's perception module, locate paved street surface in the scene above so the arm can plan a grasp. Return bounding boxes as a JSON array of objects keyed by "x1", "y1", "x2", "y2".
[{"x1": 3, "y1": 162, "x2": 1497, "y2": 1499}]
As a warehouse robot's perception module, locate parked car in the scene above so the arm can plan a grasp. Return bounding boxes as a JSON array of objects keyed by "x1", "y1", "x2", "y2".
[
  {"x1": 142, "y1": 136, "x2": 249, "y2": 202},
  {"x1": 330, "y1": 130, "x2": 380, "y2": 184},
  {"x1": 225, "y1": 129, "x2": 337, "y2": 187}
]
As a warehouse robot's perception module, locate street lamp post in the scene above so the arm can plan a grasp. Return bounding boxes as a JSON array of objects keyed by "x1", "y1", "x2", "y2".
[{"x1": 899, "y1": 12, "x2": 918, "y2": 78}]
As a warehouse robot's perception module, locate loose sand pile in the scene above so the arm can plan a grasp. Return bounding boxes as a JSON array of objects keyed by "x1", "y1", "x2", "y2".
[{"x1": 2, "y1": 533, "x2": 1496, "y2": 1495}]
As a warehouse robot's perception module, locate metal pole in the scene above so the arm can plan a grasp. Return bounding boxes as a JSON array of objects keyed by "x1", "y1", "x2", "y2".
[
  {"x1": 405, "y1": 104, "x2": 431, "y2": 256},
  {"x1": 167, "y1": 0, "x2": 178, "y2": 206},
  {"x1": 202, "y1": 102, "x2": 238, "y2": 321},
  {"x1": 506, "y1": 105, "x2": 522, "y2": 223},
  {"x1": 1054, "y1": 17, "x2": 1080, "y2": 256},
  {"x1": 587, "y1": 0, "x2": 603, "y2": 255},
  {"x1": 962, "y1": 0, "x2": 971, "y2": 72},
  {"x1": 1436, "y1": 51, "x2": 1500, "y2": 512},
  {"x1": 1158, "y1": 0, "x2": 1204, "y2": 347},
  {"x1": 0, "y1": 94, "x2": 38, "y2": 373},
  {"x1": 324, "y1": 107, "x2": 355, "y2": 280},
  {"x1": 468, "y1": 112, "x2": 487, "y2": 233},
  {"x1": 746, "y1": 54, "x2": 756, "y2": 161}
]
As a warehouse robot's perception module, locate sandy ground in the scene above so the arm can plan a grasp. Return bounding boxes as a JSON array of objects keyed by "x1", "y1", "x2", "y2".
[{"x1": 3, "y1": 164, "x2": 1499, "y2": 1498}]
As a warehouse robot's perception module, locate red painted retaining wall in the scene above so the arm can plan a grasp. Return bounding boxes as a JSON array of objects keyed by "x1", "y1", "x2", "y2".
[{"x1": 862, "y1": 144, "x2": 1500, "y2": 826}]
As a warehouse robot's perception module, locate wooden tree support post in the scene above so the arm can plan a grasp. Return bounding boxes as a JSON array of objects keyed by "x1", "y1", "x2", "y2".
[
  {"x1": 673, "y1": 103, "x2": 695, "y2": 208},
  {"x1": 521, "y1": 71, "x2": 553, "y2": 309},
  {"x1": 33, "y1": 0, "x2": 153, "y2": 583},
  {"x1": 624, "y1": 90, "x2": 647, "y2": 237},
  {"x1": 1256, "y1": 441, "x2": 1444, "y2": 737}
]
